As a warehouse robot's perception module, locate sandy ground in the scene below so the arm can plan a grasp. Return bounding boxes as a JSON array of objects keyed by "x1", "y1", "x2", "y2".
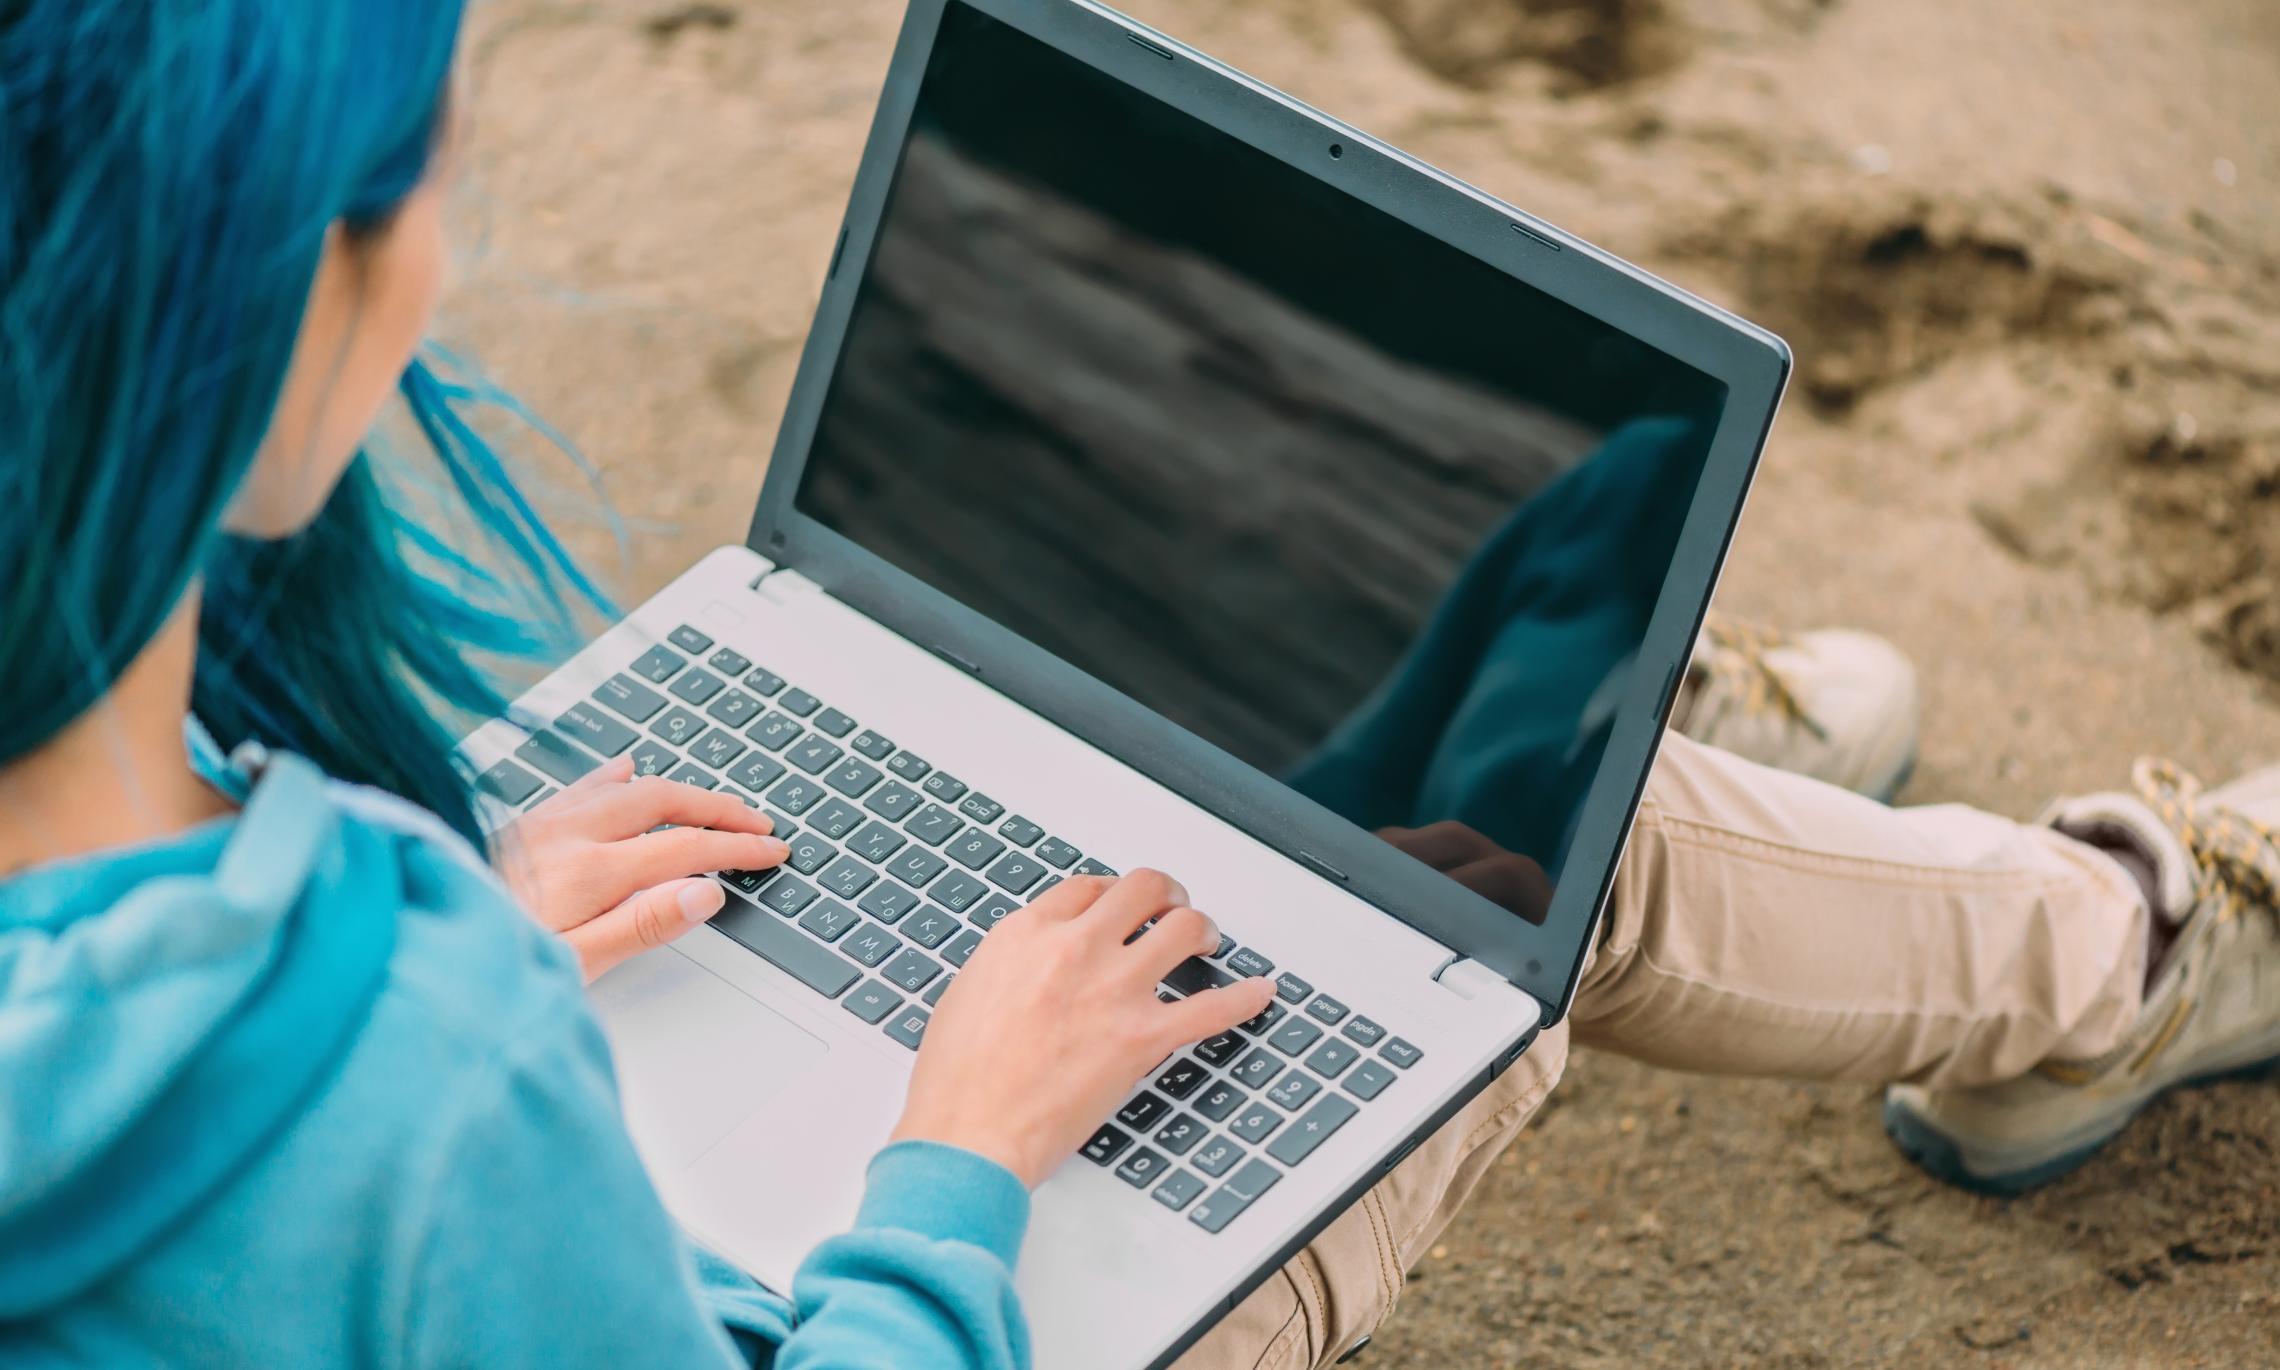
[{"x1": 448, "y1": 1, "x2": 2280, "y2": 1363}]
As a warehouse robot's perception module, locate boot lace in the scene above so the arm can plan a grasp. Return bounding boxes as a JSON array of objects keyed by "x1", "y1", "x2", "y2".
[
  {"x1": 2135, "y1": 758, "x2": 2280, "y2": 921},
  {"x1": 1699, "y1": 614, "x2": 1827, "y2": 740}
]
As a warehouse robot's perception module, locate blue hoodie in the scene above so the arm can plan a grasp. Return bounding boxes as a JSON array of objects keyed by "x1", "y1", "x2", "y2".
[{"x1": 0, "y1": 730, "x2": 1031, "y2": 1367}]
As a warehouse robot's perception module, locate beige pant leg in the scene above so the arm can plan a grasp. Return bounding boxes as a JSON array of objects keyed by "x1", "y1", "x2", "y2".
[{"x1": 1180, "y1": 732, "x2": 2151, "y2": 1368}]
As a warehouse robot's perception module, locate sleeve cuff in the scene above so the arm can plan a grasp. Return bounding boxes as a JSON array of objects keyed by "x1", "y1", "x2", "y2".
[{"x1": 854, "y1": 1140, "x2": 1032, "y2": 1271}]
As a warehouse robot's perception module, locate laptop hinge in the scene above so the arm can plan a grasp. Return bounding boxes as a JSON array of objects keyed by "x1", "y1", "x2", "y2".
[
  {"x1": 1431, "y1": 955, "x2": 1512, "y2": 1003},
  {"x1": 751, "y1": 566, "x2": 822, "y2": 604}
]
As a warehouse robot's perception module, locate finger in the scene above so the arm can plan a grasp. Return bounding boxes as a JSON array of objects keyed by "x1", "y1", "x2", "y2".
[
  {"x1": 1077, "y1": 868, "x2": 1189, "y2": 941},
  {"x1": 519, "y1": 752, "x2": 634, "y2": 818},
  {"x1": 569, "y1": 877, "x2": 725, "y2": 982},
  {"x1": 1125, "y1": 905, "x2": 1220, "y2": 982},
  {"x1": 1158, "y1": 976, "x2": 1277, "y2": 1049},
  {"x1": 1015, "y1": 872, "x2": 1115, "y2": 923},
  {"x1": 589, "y1": 825, "x2": 791, "y2": 908},
  {"x1": 574, "y1": 775, "x2": 779, "y2": 842}
]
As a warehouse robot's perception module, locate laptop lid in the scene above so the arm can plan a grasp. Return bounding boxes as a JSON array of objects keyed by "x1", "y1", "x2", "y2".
[{"x1": 748, "y1": 0, "x2": 1787, "y2": 1021}]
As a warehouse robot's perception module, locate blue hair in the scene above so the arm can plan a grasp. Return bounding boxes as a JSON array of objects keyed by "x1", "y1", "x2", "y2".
[{"x1": 0, "y1": 3, "x2": 602, "y2": 847}]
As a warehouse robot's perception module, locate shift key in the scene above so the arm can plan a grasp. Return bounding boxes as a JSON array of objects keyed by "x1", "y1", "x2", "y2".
[{"x1": 711, "y1": 897, "x2": 860, "y2": 998}]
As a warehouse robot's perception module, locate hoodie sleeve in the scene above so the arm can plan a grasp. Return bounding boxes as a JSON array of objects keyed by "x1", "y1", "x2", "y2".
[{"x1": 398, "y1": 991, "x2": 1032, "y2": 1370}]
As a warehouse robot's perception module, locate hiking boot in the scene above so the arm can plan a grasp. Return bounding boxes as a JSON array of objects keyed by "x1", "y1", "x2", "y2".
[
  {"x1": 1675, "y1": 614, "x2": 1919, "y2": 801},
  {"x1": 1884, "y1": 758, "x2": 2280, "y2": 1194}
]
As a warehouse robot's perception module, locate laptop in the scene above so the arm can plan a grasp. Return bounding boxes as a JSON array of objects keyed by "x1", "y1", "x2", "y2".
[{"x1": 459, "y1": 0, "x2": 1788, "y2": 1363}]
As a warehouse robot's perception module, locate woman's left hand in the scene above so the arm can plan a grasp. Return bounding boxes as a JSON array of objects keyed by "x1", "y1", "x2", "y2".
[{"x1": 493, "y1": 753, "x2": 790, "y2": 982}]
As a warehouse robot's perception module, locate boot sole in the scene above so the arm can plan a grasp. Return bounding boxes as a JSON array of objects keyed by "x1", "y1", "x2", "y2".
[{"x1": 1883, "y1": 1049, "x2": 2280, "y2": 1196}]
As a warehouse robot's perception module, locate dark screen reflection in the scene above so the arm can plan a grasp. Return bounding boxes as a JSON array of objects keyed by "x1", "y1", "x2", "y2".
[{"x1": 796, "y1": 2, "x2": 1727, "y2": 921}]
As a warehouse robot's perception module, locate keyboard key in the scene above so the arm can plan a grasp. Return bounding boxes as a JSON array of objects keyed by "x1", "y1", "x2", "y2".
[
  {"x1": 1305, "y1": 1039, "x2": 1360, "y2": 1079},
  {"x1": 825, "y1": 758, "x2": 883, "y2": 798},
  {"x1": 763, "y1": 809, "x2": 799, "y2": 842},
  {"x1": 760, "y1": 876, "x2": 820, "y2": 917},
  {"x1": 1266, "y1": 1094, "x2": 1359, "y2": 1167},
  {"x1": 1031, "y1": 875, "x2": 1063, "y2": 900},
  {"x1": 1209, "y1": 934, "x2": 1236, "y2": 961},
  {"x1": 630, "y1": 740, "x2": 677, "y2": 777},
  {"x1": 669, "y1": 667, "x2": 724, "y2": 706},
  {"x1": 721, "y1": 865, "x2": 776, "y2": 894},
  {"x1": 1116, "y1": 1092, "x2": 1170, "y2": 1131},
  {"x1": 902, "y1": 907, "x2": 959, "y2": 949},
  {"x1": 1151, "y1": 1169, "x2": 1205, "y2": 1212},
  {"x1": 1034, "y1": 836, "x2": 1081, "y2": 869},
  {"x1": 1154, "y1": 1057, "x2": 1210, "y2": 1100},
  {"x1": 707, "y1": 647, "x2": 751, "y2": 677},
  {"x1": 1304, "y1": 995, "x2": 1350, "y2": 1026},
  {"x1": 1191, "y1": 1160, "x2": 1281, "y2": 1233},
  {"x1": 885, "y1": 751, "x2": 931, "y2": 782},
  {"x1": 1274, "y1": 973, "x2": 1313, "y2": 1004},
  {"x1": 1343, "y1": 1059, "x2": 1397, "y2": 1101},
  {"x1": 1381, "y1": 1038, "x2": 1424, "y2": 1069},
  {"x1": 690, "y1": 728, "x2": 747, "y2": 770},
  {"x1": 1268, "y1": 1017, "x2": 1325, "y2": 1057},
  {"x1": 1154, "y1": 1113, "x2": 1205, "y2": 1156},
  {"x1": 883, "y1": 1005, "x2": 930, "y2": 1050},
  {"x1": 924, "y1": 974, "x2": 954, "y2": 1006},
  {"x1": 1114, "y1": 1147, "x2": 1169, "y2": 1189},
  {"x1": 983, "y1": 853, "x2": 1046, "y2": 894},
  {"x1": 1227, "y1": 947, "x2": 1274, "y2": 978},
  {"x1": 817, "y1": 855, "x2": 877, "y2": 900},
  {"x1": 786, "y1": 836, "x2": 837, "y2": 875},
  {"x1": 797, "y1": 899, "x2": 861, "y2": 943},
  {"x1": 1266, "y1": 1072, "x2": 1322, "y2": 1112},
  {"x1": 748, "y1": 712, "x2": 803, "y2": 751},
  {"x1": 842, "y1": 981, "x2": 902, "y2": 1024},
  {"x1": 668, "y1": 624, "x2": 714, "y2": 654},
  {"x1": 966, "y1": 892, "x2": 1018, "y2": 930},
  {"x1": 805, "y1": 798, "x2": 865, "y2": 840},
  {"x1": 905, "y1": 803, "x2": 964, "y2": 846},
  {"x1": 921, "y1": 771, "x2": 967, "y2": 803},
  {"x1": 778, "y1": 688, "x2": 821, "y2": 717},
  {"x1": 1080, "y1": 1125, "x2": 1133, "y2": 1166},
  {"x1": 946, "y1": 829, "x2": 1006, "y2": 870},
  {"x1": 931, "y1": 871, "x2": 988, "y2": 913},
  {"x1": 813, "y1": 708, "x2": 857, "y2": 739},
  {"x1": 1193, "y1": 1080, "x2": 1244, "y2": 1122},
  {"x1": 765, "y1": 776, "x2": 825, "y2": 815},
  {"x1": 887, "y1": 847, "x2": 947, "y2": 889},
  {"x1": 864, "y1": 782, "x2": 923, "y2": 821},
  {"x1": 476, "y1": 759, "x2": 544, "y2": 806},
  {"x1": 842, "y1": 923, "x2": 901, "y2": 967},
  {"x1": 1191, "y1": 1136, "x2": 1243, "y2": 1178},
  {"x1": 594, "y1": 674, "x2": 668, "y2": 723},
  {"x1": 786, "y1": 735, "x2": 842, "y2": 775},
  {"x1": 631, "y1": 645, "x2": 685, "y2": 683},
  {"x1": 846, "y1": 820, "x2": 907, "y2": 863},
  {"x1": 881, "y1": 947, "x2": 942, "y2": 993},
  {"x1": 706, "y1": 688, "x2": 763, "y2": 729},
  {"x1": 997, "y1": 815, "x2": 1044, "y2": 847},
  {"x1": 649, "y1": 706, "x2": 706, "y2": 747},
  {"x1": 729, "y1": 754, "x2": 788, "y2": 794},
  {"x1": 743, "y1": 666, "x2": 786, "y2": 696},
  {"x1": 1231, "y1": 1048, "x2": 1283, "y2": 1090},
  {"x1": 1074, "y1": 858, "x2": 1118, "y2": 877},
  {"x1": 859, "y1": 882, "x2": 920, "y2": 924},
  {"x1": 957, "y1": 792, "x2": 1004, "y2": 824},
  {"x1": 1341, "y1": 1017, "x2": 1387, "y2": 1048},
  {"x1": 1238, "y1": 1002, "x2": 1287, "y2": 1037},
  {"x1": 710, "y1": 900, "x2": 859, "y2": 998},
  {"x1": 516, "y1": 731, "x2": 598, "y2": 785},
  {"x1": 1195, "y1": 1032, "x2": 1245, "y2": 1067},
  {"x1": 524, "y1": 787, "x2": 555, "y2": 808},
  {"x1": 941, "y1": 928, "x2": 984, "y2": 967},
  {"x1": 850, "y1": 729, "x2": 895, "y2": 761}
]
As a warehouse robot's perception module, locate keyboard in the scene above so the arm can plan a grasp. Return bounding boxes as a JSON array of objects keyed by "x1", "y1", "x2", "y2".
[{"x1": 475, "y1": 622, "x2": 1428, "y2": 1234}]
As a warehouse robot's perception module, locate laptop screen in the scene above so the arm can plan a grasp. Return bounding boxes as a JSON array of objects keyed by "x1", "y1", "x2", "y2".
[{"x1": 795, "y1": 1, "x2": 1729, "y2": 923}]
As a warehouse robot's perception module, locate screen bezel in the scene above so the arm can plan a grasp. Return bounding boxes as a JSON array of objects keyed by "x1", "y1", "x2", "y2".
[{"x1": 747, "y1": 0, "x2": 1790, "y2": 1022}]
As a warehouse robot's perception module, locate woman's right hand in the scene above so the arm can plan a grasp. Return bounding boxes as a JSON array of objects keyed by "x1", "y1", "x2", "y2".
[{"x1": 891, "y1": 869, "x2": 1277, "y2": 1189}]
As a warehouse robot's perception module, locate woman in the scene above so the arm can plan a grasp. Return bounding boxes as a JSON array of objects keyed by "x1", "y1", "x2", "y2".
[{"x1": 0, "y1": 4, "x2": 1270, "y2": 1365}]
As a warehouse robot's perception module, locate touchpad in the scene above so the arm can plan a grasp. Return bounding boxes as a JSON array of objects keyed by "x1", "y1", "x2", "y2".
[{"x1": 590, "y1": 948, "x2": 829, "y2": 1173}]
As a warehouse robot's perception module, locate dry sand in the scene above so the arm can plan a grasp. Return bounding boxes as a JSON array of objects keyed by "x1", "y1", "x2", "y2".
[{"x1": 448, "y1": 1, "x2": 2280, "y2": 1363}]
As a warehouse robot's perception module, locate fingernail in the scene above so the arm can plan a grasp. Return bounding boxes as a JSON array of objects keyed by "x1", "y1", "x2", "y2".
[
  {"x1": 759, "y1": 837, "x2": 791, "y2": 860},
  {"x1": 679, "y1": 882, "x2": 725, "y2": 925}
]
